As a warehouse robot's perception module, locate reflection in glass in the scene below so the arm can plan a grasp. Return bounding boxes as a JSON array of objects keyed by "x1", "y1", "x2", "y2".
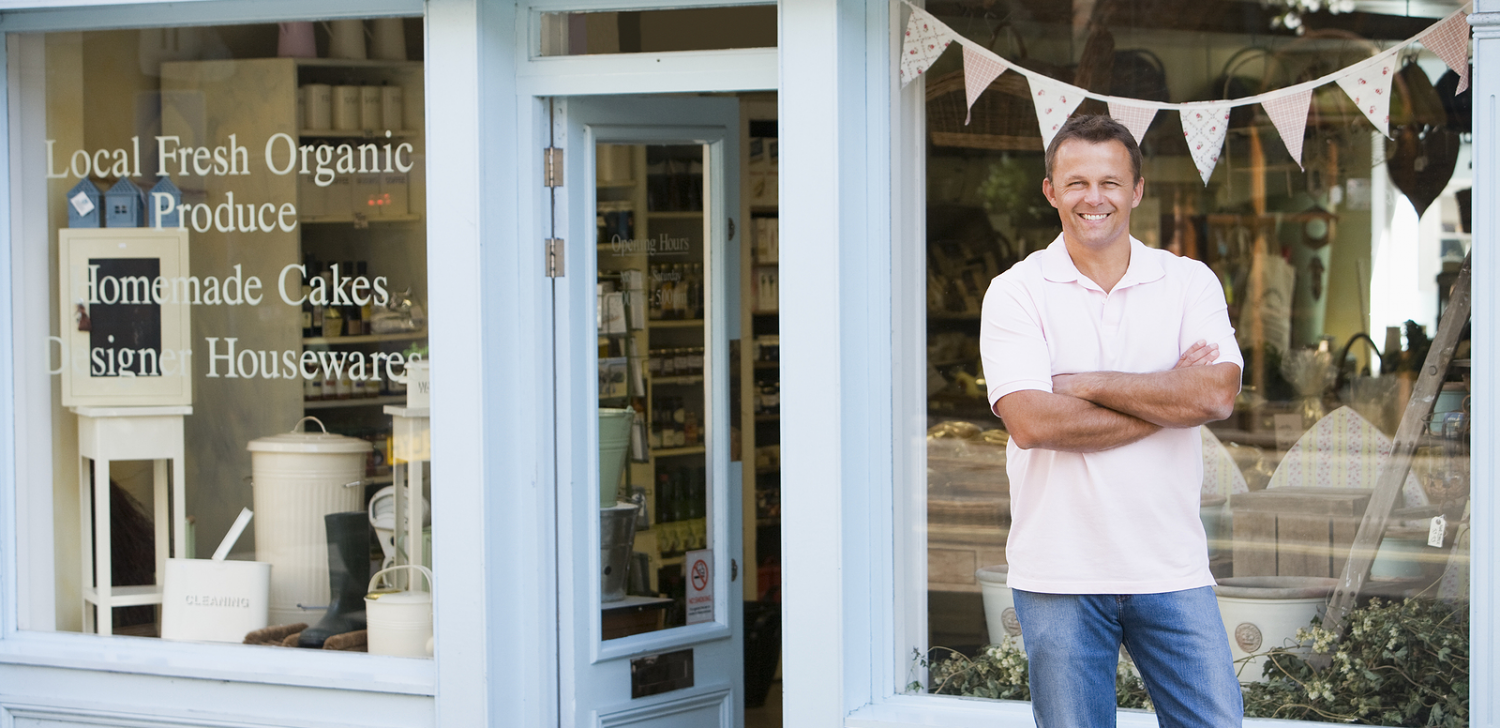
[
  {"x1": 918, "y1": 2, "x2": 1471, "y2": 720},
  {"x1": 596, "y1": 144, "x2": 712, "y2": 638},
  {"x1": 539, "y1": 7, "x2": 776, "y2": 57},
  {"x1": 37, "y1": 19, "x2": 431, "y2": 656}
]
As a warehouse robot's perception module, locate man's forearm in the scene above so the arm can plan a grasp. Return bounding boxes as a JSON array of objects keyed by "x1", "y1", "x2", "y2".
[
  {"x1": 1054, "y1": 362, "x2": 1239, "y2": 428},
  {"x1": 993, "y1": 389, "x2": 1161, "y2": 452}
]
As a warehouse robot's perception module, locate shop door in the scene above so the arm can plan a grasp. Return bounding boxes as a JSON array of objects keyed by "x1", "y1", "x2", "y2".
[{"x1": 551, "y1": 95, "x2": 744, "y2": 728}]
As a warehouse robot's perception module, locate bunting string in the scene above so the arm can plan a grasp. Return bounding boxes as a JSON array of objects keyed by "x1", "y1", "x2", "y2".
[{"x1": 901, "y1": 1, "x2": 1473, "y2": 185}]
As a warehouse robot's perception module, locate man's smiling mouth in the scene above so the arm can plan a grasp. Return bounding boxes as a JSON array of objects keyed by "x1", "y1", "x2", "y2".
[{"x1": 1081, "y1": 213, "x2": 1109, "y2": 220}]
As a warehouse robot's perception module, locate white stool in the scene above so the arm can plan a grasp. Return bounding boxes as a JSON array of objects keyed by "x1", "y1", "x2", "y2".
[
  {"x1": 385, "y1": 405, "x2": 430, "y2": 588},
  {"x1": 74, "y1": 406, "x2": 191, "y2": 635}
]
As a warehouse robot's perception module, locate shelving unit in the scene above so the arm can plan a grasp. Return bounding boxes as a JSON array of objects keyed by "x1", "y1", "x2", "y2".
[{"x1": 740, "y1": 104, "x2": 780, "y2": 601}]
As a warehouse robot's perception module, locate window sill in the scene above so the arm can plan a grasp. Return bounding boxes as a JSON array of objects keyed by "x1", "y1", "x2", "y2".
[
  {"x1": 0, "y1": 631, "x2": 435, "y2": 695},
  {"x1": 848, "y1": 694, "x2": 1316, "y2": 727}
]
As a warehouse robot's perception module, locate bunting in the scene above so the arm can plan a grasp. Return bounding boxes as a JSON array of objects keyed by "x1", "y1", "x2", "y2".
[
  {"x1": 1334, "y1": 52, "x2": 1398, "y2": 138},
  {"x1": 1107, "y1": 101, "x2": 1157, "y2": 145},
  {"x1": 1180, "y1": 104, "x2": 1233, "y2": 184},
  {"x1": 1030, "y1": 76, "x2": 1086, "y2": 151},
  {"x1": 1420, "y1": 12, "x2": 1472, "y2": 94},
  {"x1": 962, "y1": 44, "x2": 1008, "y2": 125},
  {"x1": 1263, "y1": 88, "x2": 1314, "y2": 169},
  {"x1": 903, "y1": 0, "x2": 1473, "y2": 185},
  {"x1": 899, "y1": 6, "x2": 957, "y2": 87}
]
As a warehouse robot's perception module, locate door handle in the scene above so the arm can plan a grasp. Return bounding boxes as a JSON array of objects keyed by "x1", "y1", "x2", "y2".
[{"x1": 731, "y1": 559, "x2": 738, "y2": 581}]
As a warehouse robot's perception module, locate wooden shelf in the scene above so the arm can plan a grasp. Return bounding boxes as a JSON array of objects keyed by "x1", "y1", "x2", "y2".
[
  {"x1": 304, "y1": 330, "x2": 427, "y2": 345},
  {"x1": 597, "y1": 180, "x2": 637, "y2": 188},
  {"x1": 304, "y1": 395, "x2": 406, "y2": 410},
  {"x1": 299, "y1": 129, "x2": 418, "y2": 138},
  {"x1": 301, "y1": 213, "x2": 422, "y2": 224},
  {"x1": 653, "y1": 375, "x2": 703, "y2": 385},
  {"x1": 756, "y1": 518, "x2": 781, "y2": 528},
  {"x1": 649, "y1": 319, "x2": 704, "y2": 329},
  {"x1": 648, "y1": 211, "x2": 703, "y2": 219},
  {"x1": 755, "y1": 414, "x2": 779, "y2": 422},
  {"x1": 295, "y1": 58, "x2": 422, "y2": 69},
  {"x1": 751, "y1": 309, "x2": 779, "y2": 316},
  {"x1": 753, "y1": 361, "x2": 779, "y2": 369},
  {"x1": 653, "y1": 446, "x2": 706, "y2": 458}
]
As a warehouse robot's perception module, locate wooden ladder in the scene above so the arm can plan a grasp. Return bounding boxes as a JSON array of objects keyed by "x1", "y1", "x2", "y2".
[{"x1": 1322, "y1": 253, "x2": 1472, "y2": 636}]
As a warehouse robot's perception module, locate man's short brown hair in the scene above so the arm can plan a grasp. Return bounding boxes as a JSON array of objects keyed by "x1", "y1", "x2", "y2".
[{"x1": 1044, "y1": 115, "x2": 1142, "y2": 183}]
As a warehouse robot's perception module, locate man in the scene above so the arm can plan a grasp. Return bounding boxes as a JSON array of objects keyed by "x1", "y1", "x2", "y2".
[{"x1": 979, "y1": 115, "x2": 1244, "y2": 727}]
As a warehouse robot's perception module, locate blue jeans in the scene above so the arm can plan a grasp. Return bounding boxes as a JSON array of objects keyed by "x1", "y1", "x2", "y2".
[{"x1": 1011, "y1": 587, "x2": 1242, "y2": 728}]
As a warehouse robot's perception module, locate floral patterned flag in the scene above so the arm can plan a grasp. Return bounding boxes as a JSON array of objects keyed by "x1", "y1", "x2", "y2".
[
  {"x1": 899, "y1": 6, "x2": 958, "y2": 87},
  {"x1": 1419, "y1": 11, "x2": 1471, "y2": 94},
  {"x1": 962, "y1": 44, "x2": 1008, "y2": 125},
  {"x1": 1262, "y1": 88, "x2": 1313, "y2": 169},
  {"x1": 1107, "y1": 101, "x2": 1157, "y2": 145},
  {"x1": 1029, "y1": 76, "x2": 1085, "y2": 151},
  {"x1": 1334, "y1": 52, "x2": 1398, "y2": 137},
  {"x1": 1179, "y1": 103, "x2": 1232, "y2": 185}
]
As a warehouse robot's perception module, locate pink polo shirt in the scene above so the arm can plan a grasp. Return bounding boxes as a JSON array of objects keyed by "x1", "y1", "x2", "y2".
[{"x1": 979, "y1": 236, "x2": 1243, "y2": 594}]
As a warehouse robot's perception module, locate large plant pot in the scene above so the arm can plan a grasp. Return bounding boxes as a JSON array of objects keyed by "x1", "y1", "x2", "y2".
[
  {"x1": 599, "y1": 408, "x2": 634, "y2": 508},
  {"x1": 1214, "y1": 576, "x2": 1336, "y2": 682},
  {"x1": 976, "y1": 565, "x2": 1022, "y2": 651}
]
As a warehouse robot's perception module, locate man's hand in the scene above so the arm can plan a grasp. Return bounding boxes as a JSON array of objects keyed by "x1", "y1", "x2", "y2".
[{"x1": 1175, "y1": 340, "x2": 1219, "y2": 369}]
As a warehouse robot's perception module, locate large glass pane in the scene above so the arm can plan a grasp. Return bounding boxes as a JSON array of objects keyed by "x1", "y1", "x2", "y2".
[
  {"x1": 538, "y1": 6, "x2": 776, "y2": 57},
  {"x1": 916, "y1": 2, "x2": 1471, "y2": 722},
  {"x1": 28, "y1": 18, "x2": 433, "y2": 657},
  {"x1": 596, "y1": 143, "x2": 715, "y2": 638}
]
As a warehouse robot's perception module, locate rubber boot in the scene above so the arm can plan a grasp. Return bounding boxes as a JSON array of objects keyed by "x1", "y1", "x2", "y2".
[{"x1": 299, "y1": 511, "x2": 370, "y2": 648}]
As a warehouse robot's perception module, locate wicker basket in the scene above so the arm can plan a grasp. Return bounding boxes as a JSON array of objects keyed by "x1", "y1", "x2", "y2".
[{"x1": 926, "y1": 69, "x2": 1042, "y2": 152}]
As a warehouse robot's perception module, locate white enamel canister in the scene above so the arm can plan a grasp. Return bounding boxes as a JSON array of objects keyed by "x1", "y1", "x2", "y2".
[
  {"x1": 248, "y1": 417, "x2": 371, "y2": 627},
  {"x1": 975, "y1": 565, "x2": 1023, "y2": 651},
  {"x1": 366, "y1": 565, "x2": 434, "y2": 657}
]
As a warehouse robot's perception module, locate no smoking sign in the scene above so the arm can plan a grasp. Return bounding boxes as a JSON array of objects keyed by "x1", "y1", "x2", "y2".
[{"x1": 685, "y1": 549, "x2": 714, "y2": 625}]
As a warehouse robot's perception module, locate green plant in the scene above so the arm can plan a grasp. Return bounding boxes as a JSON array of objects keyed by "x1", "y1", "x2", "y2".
[
  {"x1": 910, "y1": 639, "x2": 1154, "y2": 711},
  {"x1": 1243, "y1": 598, "x2": 1468, "y2": 726}
]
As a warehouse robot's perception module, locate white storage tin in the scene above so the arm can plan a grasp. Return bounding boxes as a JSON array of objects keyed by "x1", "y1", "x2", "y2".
[{"x1": 248, "y1": 417, "x2": 371, "y2": 626}]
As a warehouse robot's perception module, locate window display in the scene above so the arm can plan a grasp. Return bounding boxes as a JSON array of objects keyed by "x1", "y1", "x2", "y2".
[
  {"x1": 29, "y1": 18, "x2": 431, "y2": 655},
  {"x1": 915, "y1": 2, "x2": 1472, "y2": 722}
]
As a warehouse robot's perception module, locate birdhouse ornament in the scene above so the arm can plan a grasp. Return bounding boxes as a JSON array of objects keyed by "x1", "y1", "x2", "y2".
[
  {"x1": 65, "y1": 179, "x2": 102, "y2": 228},
  {"x1": 104, "y1": 178, "x2": 146, "y2": 228},
  {"x1": 150, "y1": 176, "x2": 182, "y2": 229}
]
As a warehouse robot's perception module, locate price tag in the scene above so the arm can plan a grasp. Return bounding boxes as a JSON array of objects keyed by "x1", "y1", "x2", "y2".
[
  {"x1": 69, "y1": 190, "x2": 95, "y2": 216},
  {"x1": 1428, "y1": 515, "x2": 1447, "y2": 548}
]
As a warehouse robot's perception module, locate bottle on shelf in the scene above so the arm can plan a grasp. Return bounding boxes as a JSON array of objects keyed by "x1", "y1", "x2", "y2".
[
  {"x1": 310, "y1": 260, "x2": 325, "y2": 336},
  {"x1": 343, "y1": 260, "x2": 361, "y2": 335},
  {"x1": 358, "y1": 261, "x2": 374, "y2": 329},
  {"x1": 301, "y1": 254, "x2": 315, "y2": 338}
]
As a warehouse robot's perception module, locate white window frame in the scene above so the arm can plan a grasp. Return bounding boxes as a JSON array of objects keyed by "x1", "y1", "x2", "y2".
[
  {"x1": 778, "y1": 2, "x2": 1498, "y2": 728},
  {"x1": 0, "y1": 2, "x2": 501, "y2": 726}
]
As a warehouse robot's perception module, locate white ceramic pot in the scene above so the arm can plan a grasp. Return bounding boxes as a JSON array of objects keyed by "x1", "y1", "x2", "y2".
[
  {"x1": 366, "y1": 565, "x2": 434, "y2": 657},
  {"x1": 1214, "y1": 576, "x2": 1336, "y2": 682},
  {"x1": 248, "y1": 417, "x2": 371, "y2": 626},
  {"x1": 975, "y1": 565, "x2": 1022, "y2": 651}
]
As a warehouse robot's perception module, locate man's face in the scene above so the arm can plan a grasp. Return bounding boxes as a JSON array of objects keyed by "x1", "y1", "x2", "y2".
[{"x1": 1042, "y1": 138, "x2": 1144, "y2": 252}]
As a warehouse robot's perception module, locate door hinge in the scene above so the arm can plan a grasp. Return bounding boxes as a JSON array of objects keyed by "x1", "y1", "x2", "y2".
[
  {"x1": 546, "y1": 238, "x2": 565, "y2": 278},
  {"x1": 544, "y1": 147, "x2": 564, "y2": 188}
]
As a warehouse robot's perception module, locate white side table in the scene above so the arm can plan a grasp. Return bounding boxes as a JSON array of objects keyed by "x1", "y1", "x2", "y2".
[
  {"x1": 384, "y1": 405, "x2": 430, "y2": 589},
  {"x1": 73, "y1": 406, "x2": 191, "y2": 634}
]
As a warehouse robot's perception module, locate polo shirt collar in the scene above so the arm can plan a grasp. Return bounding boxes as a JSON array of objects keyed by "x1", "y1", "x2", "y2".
[{"x1": 1039, "y1": 235, "x2": 1166, "y2": 291}]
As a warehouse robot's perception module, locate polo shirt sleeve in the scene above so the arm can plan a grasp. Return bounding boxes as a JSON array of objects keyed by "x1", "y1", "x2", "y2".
[
  {"x1": 1182, "y1": 262, "x2": 1245, "y2": 374},
  {"x1": 980, "y1": 274, "x2": 1053, "y2": 408}
]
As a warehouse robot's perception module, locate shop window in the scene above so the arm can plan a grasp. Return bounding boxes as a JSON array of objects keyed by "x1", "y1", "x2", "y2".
[
  {"x1": 538, "y1": 6, "x2": 776, "y2": 57},
  {"x1": 915, "y1": 1, "x2": 1471, "y2": 723},
  {"x1": 17, "y1": 17, "x2": 435, "y2": 657}
]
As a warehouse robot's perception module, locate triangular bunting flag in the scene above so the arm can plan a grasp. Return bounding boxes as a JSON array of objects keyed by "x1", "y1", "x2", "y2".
[
  {"x1": 1263, "y1": 89, "x2": 1314, "y2": 170},
  {"x1": 962, "y1": 44, "x2": 1008, "y2": 125},
  {"x1": 899, "y1": 7, "x2": 958, "y2": 87},
  {"x1": 1420, "y1": 12, "x2": 1471, "y2": 94},
  {"x1": 1107, "y1": 102, "x2": 1157, "y2": 145},
  {"x1": 1335, "y1": 53, "x2": 1398, "y2": 137},
  {"x1": 1180, "y1": 103, "x2": 1232, "y2": 185},
  {"x1": 1029, "y1": 76, "x2": 1085, "y2": 151}
]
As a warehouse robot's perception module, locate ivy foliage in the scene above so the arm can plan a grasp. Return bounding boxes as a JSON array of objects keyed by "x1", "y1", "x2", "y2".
[
  {"x1": 911, "y1": 598, "x2": 1467, "y2": 726},
  {"x1": 1243, "y1": 598, "x2": 1469, "y2": 727}
]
